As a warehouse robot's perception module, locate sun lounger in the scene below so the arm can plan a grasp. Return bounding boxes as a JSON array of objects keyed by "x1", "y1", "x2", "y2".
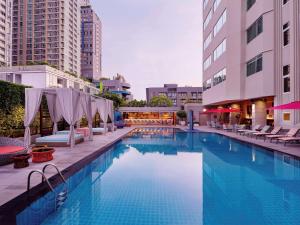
[
  {"x1": 276, "y1": 132, "x2": 300, "y2": 146},
  {"x1": 35, "y1": 134, "x2": 84, "y2": 147},
  {"x1": 252, "y1": 126, "x2": 282, "y2": 139},
  {"x1": 265, "y1": 127, "x2": 300, "y2": 143},
  {"x1": 237, "y1": 125, "x2": 261, "y2": 135},
  {"x1": 245, "y1": 125, "x2": 270, "y2": 137},
  {"x1": 223, "y1": 124, "x2": 233, "y2": 131}
]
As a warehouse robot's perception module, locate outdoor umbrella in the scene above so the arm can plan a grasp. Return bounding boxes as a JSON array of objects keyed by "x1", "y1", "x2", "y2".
[{"x1": 269, "y1": 101, "x2": 300, "y2": 110}]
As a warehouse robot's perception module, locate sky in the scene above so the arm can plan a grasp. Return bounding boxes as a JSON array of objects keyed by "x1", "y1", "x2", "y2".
[{"x1": 91, "y1": 0, "x2": 203, "y2": 100}]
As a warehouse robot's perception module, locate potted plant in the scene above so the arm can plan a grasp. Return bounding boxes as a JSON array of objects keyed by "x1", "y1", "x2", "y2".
[
  {"x1": 176, "y1": 110, "x2": 187, "y2": 126},
  {"x1": 12, "y1": 153, "x2": 31, "y2": 169},
  {"x1": 31, "y1": 147, "x2": 55, "y2": 163}
]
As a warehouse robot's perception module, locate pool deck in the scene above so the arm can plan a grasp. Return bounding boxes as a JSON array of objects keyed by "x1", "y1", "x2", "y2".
[
  {"x1": 0, "y1": 127, "x2": 135, "y2": 208},
  {"x1": 194, "y1": 126, "x2": 300, "y2": 158}
]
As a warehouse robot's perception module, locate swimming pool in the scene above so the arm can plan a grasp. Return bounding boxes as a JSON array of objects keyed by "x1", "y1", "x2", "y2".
[{"x1": 17, "y1": 128, "x2": 300, "y2": 225}]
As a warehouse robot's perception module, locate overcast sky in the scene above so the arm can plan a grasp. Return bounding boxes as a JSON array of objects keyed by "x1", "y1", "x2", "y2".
[{"x1": 91, "y1": 0, "x2": 203, "y2": 100}]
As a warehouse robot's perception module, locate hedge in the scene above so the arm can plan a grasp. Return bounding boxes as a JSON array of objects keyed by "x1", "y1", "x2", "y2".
[
  {"x1": 0, "y1": 80, "x2": 29, "y2": 113},
  {"x1": 0, "y1": 81, "x2": 32, "y2": 137}
]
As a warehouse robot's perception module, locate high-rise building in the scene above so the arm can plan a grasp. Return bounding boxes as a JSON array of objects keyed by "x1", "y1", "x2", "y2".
[
  {"x1": 81, "y1": 0, "x2": 102, "y2": 81},
  {"x1": 12, "y1": 0, "x2": 81, "y2": 76},
  {"x1": 146, "y1": 84, "x2": 202, "y2": 107},
  {"x1": 0, "y1": 0, "x2": 12, "y2": 66},
  {"x1": 202, "y1": 0, "x2": 300, "y2": 127}
]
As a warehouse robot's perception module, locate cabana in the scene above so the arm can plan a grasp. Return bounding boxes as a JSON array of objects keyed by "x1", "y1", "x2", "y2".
[
  {"x1": 24, "y1": 88, "x2": 113, "y2": 148},
  {"x1": 91, "y1": 98, "x2": 114, "y2": 134}
]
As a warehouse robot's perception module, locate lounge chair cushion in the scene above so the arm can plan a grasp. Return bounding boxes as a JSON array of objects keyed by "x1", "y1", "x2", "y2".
[
  {"x1": 36, "y1": 134, "x2": 84, "y2": 143},
  {"x1": 0, "y1": 146, "x2": 25, "y2": 154},
  {"x1": 93, "y1": 128, "x2": 105, "y2": 133}
]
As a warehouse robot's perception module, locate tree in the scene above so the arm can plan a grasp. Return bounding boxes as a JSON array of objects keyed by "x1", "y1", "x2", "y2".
[
  {"x1": 126, "y1": 99, "x2": 147, "y2": 107},
  {"x1": 149, "y1": 95, "x2": 173, "y2": 107},
  {"x1": 98, "y1": 92, "x2": 125, "y2": 109}
]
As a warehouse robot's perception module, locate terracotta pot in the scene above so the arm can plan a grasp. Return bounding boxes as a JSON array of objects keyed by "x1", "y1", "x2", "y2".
[
  {"x1": 12, "y1": 154, "x2": 31, "y2": 169},
  {"x1": 32, "y1": 147, "x2": 55, "y2": 163}
]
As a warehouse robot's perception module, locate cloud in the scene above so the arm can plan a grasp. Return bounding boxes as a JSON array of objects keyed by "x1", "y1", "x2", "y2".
[{"x1": 91, "y1": 0, "x2": 203, "y2": 100}]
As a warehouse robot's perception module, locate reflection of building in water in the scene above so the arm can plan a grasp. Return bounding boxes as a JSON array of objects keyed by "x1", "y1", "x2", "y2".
[{"x1": 202, "y1": 134, "x2": 300, "y2": 225}]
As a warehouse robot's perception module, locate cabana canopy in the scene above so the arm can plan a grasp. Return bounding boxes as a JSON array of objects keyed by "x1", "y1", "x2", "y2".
[
  {"x1": 269, "y1": 101, "x2": 300, "y2": 110},
  {"x1": 24, "y1": 88, "x2": 113, "y2": 148}
]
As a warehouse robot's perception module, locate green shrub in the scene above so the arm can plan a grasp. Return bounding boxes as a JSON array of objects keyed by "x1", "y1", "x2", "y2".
[{"x1": 176, "y1": 110, "x2": 187, "y2": 120}]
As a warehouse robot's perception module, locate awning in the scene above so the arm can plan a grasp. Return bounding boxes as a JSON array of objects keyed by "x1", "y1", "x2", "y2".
[
  {"x1": 269, "y1": 101, "x2": 300, "y2": 110},
  {"x1": 201, "y1": 108, "x2": 240, "y2": 114}
]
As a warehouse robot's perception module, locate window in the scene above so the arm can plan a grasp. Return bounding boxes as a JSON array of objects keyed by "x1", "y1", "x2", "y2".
[
  {"x1": 213, "y1": 39, "x2": 226, "y2": 61},
  {"x1": 204, "y1": 55, "x2": 212, "y2": 70},
  {"x1": 213, "y1": 0, "x2": 221, "y2": 12},
  {"x1": 247, "y1": 0, "x2": 256, "y2": 10},
  {"x1": 283, "y1": 22, "x2": 290, "y2": 46},
  {"x1": 204, "y1": 9, "x2": 212, "y2": 30},
  {"x1": 204, "y1": 0, "x2": 209, "y2": 9},
  {"x1": 283, "y1": 65, "x2": 290, "y2": 93},
  {"x1": 247, "y1": 16, "x2": 263, "y2": 43},
  {"x1": 203, "y1": 79, "x2": 212, "y2": 91},
  {"x1": 246, "y1": 54, "x2": 263, "y2": 76},
  {"x1": 204, "y1": 33, "x2": 212, "y2": 50},
  {"x1": 15, "y1": 74, "x2": 22, "y2": 84},
  {"x1": 283, "y1": 65, "x2": 290, "y2": 76},
  {"x1": 283, "y1": 113, "x2": 290, "y2": 121},
  {"x1": 213, "y1": 10, "x2": 227, "y2": 37},
  {"x1": 284, "y1": 77, "x2": 290, "y2": 93},
  {"x1": 283, "y1": 0, "x2": 289, "y2": 5},
  {"x1": 213, "y1": 68, "x2": 226, "y2": 86}
]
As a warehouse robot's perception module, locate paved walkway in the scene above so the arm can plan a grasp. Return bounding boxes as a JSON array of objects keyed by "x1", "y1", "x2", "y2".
[
  {"x1": 0, "y1": 127, "x2": 135, "y2": 207},
  {"x1": 195, "y1": 126, "x2": 300, "y2": 158}
]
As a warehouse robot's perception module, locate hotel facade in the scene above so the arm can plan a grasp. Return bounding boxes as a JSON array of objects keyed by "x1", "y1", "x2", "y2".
[
  {"x1": 12, "y1": 0, "x2": 82, "y2": 75},
  {"x1": 81, "y1": 1, "x2": 102, "y2": 81},
  {"x1": 0, "y1": 0, "x2": 12, "y2": 66},
  {"x1": 202, "y1": 0, "x2": 300, "y2": 127}
]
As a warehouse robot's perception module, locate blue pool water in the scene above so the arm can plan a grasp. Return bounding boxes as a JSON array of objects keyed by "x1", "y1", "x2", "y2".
[{"x1": 18, "y1": 128, "x2": 300, "y2": 225}]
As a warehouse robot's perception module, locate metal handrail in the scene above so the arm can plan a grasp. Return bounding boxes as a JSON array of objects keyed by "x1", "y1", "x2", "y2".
[
  {"x1": 27, "y1": 170, "x2": 54, "y2": 192},
  {"x1": 42, "y1": 163, "x2": 66, "y2": 183}
]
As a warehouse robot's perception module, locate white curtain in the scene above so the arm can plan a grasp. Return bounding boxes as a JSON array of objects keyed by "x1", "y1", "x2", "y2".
[
  {"x1": 46, "y1": 94, "x2": 62, "y2": 134},
  {"x1": 56, "y1": 89, "x2": 81, "y2": 148},
  {"x1": 24, "y1": 89, "x2": 43, "y2": 148},
  {"x1": 107, "y1": 100, "x2": 114, "y2": 132},
  {"x1": 97, "y1": 99, "x2": 108, "y2": 133},
  {"x1": 80, "y1": 93, "x2": 93, "y2": 140}
]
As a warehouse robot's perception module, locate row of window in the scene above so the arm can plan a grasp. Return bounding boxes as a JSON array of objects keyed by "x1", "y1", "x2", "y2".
[
  {"x1": 203, "y1": 68, "x2": 226, "y2": 91},
  {"x1": 204, "y1": 9, "x2": 227, "y2": 51},
  {"x1": 204, "y1": 39, "x2": 226, "y2": 71},
  {"x1": 203, "y1": 0, "x2": 222, "y2": 30}
]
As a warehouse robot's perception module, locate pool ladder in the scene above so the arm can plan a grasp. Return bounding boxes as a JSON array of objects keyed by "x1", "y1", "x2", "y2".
[{"x1": 27, "y1": 163, "x2": 68, "y2": 210}]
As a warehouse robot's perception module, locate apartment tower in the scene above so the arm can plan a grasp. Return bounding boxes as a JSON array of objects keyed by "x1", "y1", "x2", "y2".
[
  {"x1": 12, "y1": 0, "x2": 81, "y2": 75},
  {"x1": 0, "y1": 0, "x2": 12, "y2": 66},
  {"x1": 202, "y1": 0, "x2": 300, "y2": 127},
  {"x1": 81, "y1": 0, "x2": 102, "y2": 81}
]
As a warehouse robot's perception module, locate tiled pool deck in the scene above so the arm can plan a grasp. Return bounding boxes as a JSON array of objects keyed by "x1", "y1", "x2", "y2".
[
  {"x1": 0, "y1": 125, "x2": 300, "y2": 210},
  {"x1": 195, "y1": 126, "x2": 300, "y2": 158}
]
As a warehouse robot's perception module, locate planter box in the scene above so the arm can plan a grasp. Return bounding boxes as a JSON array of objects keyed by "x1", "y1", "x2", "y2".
[
  {"x1": 12, "y1": 154, "x2": 31, "y2": 169},
  {"x1": 32, "y1": 147, "x2": 55, "y2": 163},
  {"x1": 179, "y1": 121, "x2": 186, "y2": 126}
]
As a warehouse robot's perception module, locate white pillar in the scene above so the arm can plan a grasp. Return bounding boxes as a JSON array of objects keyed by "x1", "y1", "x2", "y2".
[{"x1": 252, "y1": 100, "x2": 267, "y2": 127}]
